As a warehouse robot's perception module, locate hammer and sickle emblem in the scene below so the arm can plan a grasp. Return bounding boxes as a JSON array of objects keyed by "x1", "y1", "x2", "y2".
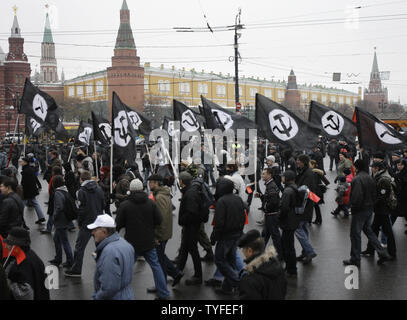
[
  {"x1": 114, "y1": 111, "x2": 131, "y2": 147},
  {"x1": 272, "y1": 113, "x2": 293, "y2": 137},
  {"x1": 324, "y1": 114, "x2": 340, "y2": 132}
]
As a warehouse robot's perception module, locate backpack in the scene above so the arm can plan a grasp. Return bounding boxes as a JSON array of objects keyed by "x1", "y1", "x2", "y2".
[
  {"x1": 379, "y1": 176, "x2": 398, "y2": 210},
  {"x1": 60, "y1": 190, "x2": 79, "y2": 221},
  {"x1": 289, "y1": 185, "x2": 309, "y2": 215},
  {"x1": 191, "y1": 177, "x2": 215, "y2": 223}
]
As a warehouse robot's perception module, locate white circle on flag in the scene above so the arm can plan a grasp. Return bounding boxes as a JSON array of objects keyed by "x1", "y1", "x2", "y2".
[
  {"x1": 98, "y1": 123, "x2": 111, "y2": 141},
  {"x1": 78, "y1": 127, "x2": 92, "y2": 145},
  {"x1": 127, "y1": 111, "x2": 142, "y2": 130},
  {"x1": 211, "y1": 109, "x2": 234, "y2": 130},
  {"x1": 268, "y1": 109, "x2": 298, "y2": 141},
  {"x1": 181, "y1": 110, "x2": 200, "y2": 132},
  {"x1": 33, "y1": 94, "x2": 48, "y2": 121},
  {"x1": 374, "y1": 122, "x2": 402, "y2": 144},
  {"x1": 114, "y1": 111, "x2": 131, "y2": 147},
  {"x1": 321, "y1": 111, "x2": 344, "y2": 136}
]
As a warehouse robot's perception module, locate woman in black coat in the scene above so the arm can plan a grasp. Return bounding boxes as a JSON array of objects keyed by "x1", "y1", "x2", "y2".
[{"x1": 309, "y1": 160, "x2": 330, "y2": 225}]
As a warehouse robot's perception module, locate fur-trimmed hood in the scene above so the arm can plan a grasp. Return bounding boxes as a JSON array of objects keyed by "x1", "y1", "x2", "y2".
[{"x1": 244, "y1": 246, "x2": 279, "y2": 275}]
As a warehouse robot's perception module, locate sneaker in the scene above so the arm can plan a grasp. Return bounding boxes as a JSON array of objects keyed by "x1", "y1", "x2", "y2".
[
  {"x1": 172, "y1": 272, "x2": 184, "y2": 287},
  {"x1": 35, "y1": 218, "x2": 46, "y2": 225},
  {"x1": 302, "y1": 253, "x2": 317, "y2": 265},
  {"x1": 64, "y1": 269, "x2": 82, "y2": 278},
  {"x1": 185, "y1": 276, "x2": 202, "y2": 286},
  {"x1": 48, "y1": 259, "x2": 61, "y2": 267},
  {"x1": 204, "y1": 278, "x2": 222, "y2": 287},
  {"x1": 361, "y1": 250, "x2": 374, "y2": 257},
  {"x1": 342, "y1": 259, "x2": 360, "y2": 267}
]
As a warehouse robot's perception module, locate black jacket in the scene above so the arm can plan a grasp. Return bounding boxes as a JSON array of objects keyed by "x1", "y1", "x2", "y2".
[
  {"x1": 116, "y1": 191, "x2": 162, "y2": 255},
  {"x1": 259, "y1": 179, "x2": 280, "y2": 213},
  {"x1": 211, "y1": 179, "x2": 245, "y2": 242},
  {"x1": 239, "y1": 247, "x2": 287, "y2": 300},
  {"x1": 0, "y1": 192, "x2": 24, "y2": 237},
  {"x1": 178, "y1": 183, "x2": 203, "y2": 227},
  {"x1": 311, "y1": 151, "x2": 325, "y2": 174},
  {"x1": 350, "y1": 171, "x2": 376, "y2": 214},
  {"x1": 4, "y1": 248, "x2": 50, "y2": 300},
  {"x1": 76, "y1": 180, "x2": 105, "y2": 228},
  {"x1": 295, "y1": 166, "x2": 318, "y2": 221},
  {"x1": 372, "y1": 170, "x2": 392, "y2": 215},
  {"x1": 395, "y1": 166, "x2": 407, "y2": 217},
  {"x1": 21, "y1": 164, "x2": 40, "y2": 200},
  {"x1": 279, "y1": 183, "x2": 300, "y2": 231}
]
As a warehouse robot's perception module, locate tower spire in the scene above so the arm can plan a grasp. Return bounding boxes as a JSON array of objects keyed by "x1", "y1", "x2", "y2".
[
  {"x1": 11, "y1": 10, "x2": 21, "y2": 38},
  {"x1": 43, "y1": 13, "x2": 54, "y2": 43},
  {"x1": 115, "y1": 0, "x2": 136, "y2": 49}
]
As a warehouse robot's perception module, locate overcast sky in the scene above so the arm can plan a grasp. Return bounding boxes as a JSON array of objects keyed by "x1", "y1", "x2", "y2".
[{"x1": 1, "y1": 0, "x2": 407, "y2": 104}]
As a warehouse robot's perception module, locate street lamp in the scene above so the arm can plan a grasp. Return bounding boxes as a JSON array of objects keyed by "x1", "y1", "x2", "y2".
[{"x1": 5, "y1": 105, "x2": 14, "y2": 136}]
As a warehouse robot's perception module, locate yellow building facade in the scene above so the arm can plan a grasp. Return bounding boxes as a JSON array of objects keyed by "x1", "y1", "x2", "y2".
[{"x1": 64, "y1": 63, "x2": 361, "y2": 110}]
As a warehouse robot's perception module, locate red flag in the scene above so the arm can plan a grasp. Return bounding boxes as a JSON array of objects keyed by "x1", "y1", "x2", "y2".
[
  {"x1": 148, "y1": 192, "x2": 155, "y2": 202},
  {"x1": 246, "y1": 185, "x2": 253, "y2": 194},
  {"x1": 12, "y1": 246, "x2": 27, "y2": 265},
  {"x1": 0, "y1": 235, "x2": 10, "y2": 258},
  {"x1": 244, "y1": 209, "x2": 248, "y2": 225},
  {"x1": 308, "y1": 191, "x2": 321, "y2": 204}
]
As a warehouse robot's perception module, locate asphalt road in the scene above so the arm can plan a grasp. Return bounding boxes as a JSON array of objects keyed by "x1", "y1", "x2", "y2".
[{"x1": 21, "y1": 156, "x2": 407, "y2": 300}]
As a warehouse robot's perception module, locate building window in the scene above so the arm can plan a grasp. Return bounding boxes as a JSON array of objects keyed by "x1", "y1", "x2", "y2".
[
  {"x1": 321, "y1": 95, "x2": 327, "y2": 103},
  {"x1": 353, "y1": 98, "x2": 358, "y2": 105},
  {"x1": 330, "y1": 96, "x2": 336, "y2": 103},
  {"x1": 96, "y1": 80, "x2": 104, "y2": 94},
  {"x1": 69, "y1": 86, "x2": 74, "y2": 97},
  {"x1": 198, "y1": 83, "x2": 208, "y2": 94},
  {"x1": 216, "y1": 85, "x2": 226, "y2": 96},
  {"x1": 179, "y1": 82, "x2": 190, "y2": 94},
  {"x1": 339, "y1": 97, "x2": 344, "y2": 104},
  {"x1": 278, "y1": 90, "x2": 284, "y2": 99},
  {"x1": 165, "y1": 80, "x2": 170, "y2": 93},
  {"x1": 239, "y1": 87, "x2": 243, "y2": 97},
  {"x1": 265, "y1": 89, "x2": 272, "y2": 98},
  {"x1": 159, "y1": 80, "x2": 170, "y2": 93},
  {"x1": 249, "y1": 88, "x2": 258, "y2": 98},
  {"x1": 77, "y1": 85, "x2": 83, "y2": 96},
  {"x1": 301, "y1": 93, "x2": 308, "y2": 100},
  {"x1": 346, "y1": 97, "x2": 351, "y2": 104},
  {"x1": 312, "y1": 94, "x2": 317, "y2": 101},
  {"x1": 144, "y1": 78, "x2": 149, "y2": 92}
]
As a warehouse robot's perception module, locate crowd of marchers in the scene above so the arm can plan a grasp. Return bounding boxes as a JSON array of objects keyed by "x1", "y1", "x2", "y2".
[{"x1": 0, "y1": 135, "x2": 407, "y2": 300}]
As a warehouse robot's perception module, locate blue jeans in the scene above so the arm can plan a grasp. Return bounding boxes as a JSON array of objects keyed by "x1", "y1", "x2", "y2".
[
  {"x1": 350, "y1": 208, "x2": 388, "y2": 262},
  {"x1": 135, "y1": 248, "x2": 170, "y2": 299},
  {"x1": 144, "y1": 167, "x2": 151, "y2": 186},
  {"x1": 24, "y1": 198, "x2": 45, "y2": 220},
  {"x1": 214, "y1": 238, "x2": 240, "y2": 291},
  {"x1": 53, "y1": 228, "x2": 73, "y2": 264},
  {"x1": 156, "y1": 240, "x2": 181, "y2": 280},
  {"x1": 213, "y1": 250, "x2": 244, "y2": 281},
  {"x1": 295, "y1": 221, "x2": 316, "y2": 257},
  {"x1": 71, "y1": 227, "x2": 93, "y2": 273}
]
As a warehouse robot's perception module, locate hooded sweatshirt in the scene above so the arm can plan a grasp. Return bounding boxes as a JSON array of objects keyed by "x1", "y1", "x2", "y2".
[{"x1": 76, "y1": 180, "x2": 105, "y2": 228}]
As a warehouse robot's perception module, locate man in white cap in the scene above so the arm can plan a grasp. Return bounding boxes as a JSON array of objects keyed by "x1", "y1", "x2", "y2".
[{"x1": 88, "y1": 214, "x2": 135, "y2": 300}]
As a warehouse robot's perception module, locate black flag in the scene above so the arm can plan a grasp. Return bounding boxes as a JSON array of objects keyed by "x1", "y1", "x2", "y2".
[
  {"x1": 91, "y1": 112, "x2": 111, "y2": 145},
  {"x1": 75, "y1": 120, "x2": 93, "y2": 147},
  {"x1": 20, "y1": 78, "x2": 58, "y2": 120},
  {"x1": 201, "y1": 96, "x2": 257, "y2": 131},
  {"x1": 123, "y1": 104, "x2": 153, "y2": 138},
  {"x1": 25, "y1": 116, "x2": 44, "y2": 138},
  {"x1": 44, "y1": 107, "x2": 69, "y2": 139},
  {"x1": 355, "y1": 107, "x2": 406, "y2": 151},
  {"x1": 173, "y1": 99, "x2": 202, "y2": 133},
  {"x1": 255, "y1": 94, "x2": 321, "y2": 151},
  {"x1": 308, "y1": 101, "x2": 356, "y2": 144},
  {"x1": 112, "y1": 92, "x2": 138, "y2": 164}
]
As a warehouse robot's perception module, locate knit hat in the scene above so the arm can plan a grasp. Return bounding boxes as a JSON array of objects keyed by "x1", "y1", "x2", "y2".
[
  {"x1": 129, "y1": 179, "x2": 143, "y2": 192},
  {"x1": 3, "y1": 227, "x2": 31, "y2": 247},
  {"x1": 179, "y1": 171, "x2": 193, "y2": 185},
  {"x1": 237, "y1": 229, "x2": 261, "y2": 248},
  {"x1": 266, "y1": 155, "x2": 275, "y2": 163}
]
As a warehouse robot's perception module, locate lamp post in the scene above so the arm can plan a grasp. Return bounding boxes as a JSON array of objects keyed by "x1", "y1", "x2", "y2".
[{"x1": 5, "y1": 105, "x2": 14, "y2": 137}]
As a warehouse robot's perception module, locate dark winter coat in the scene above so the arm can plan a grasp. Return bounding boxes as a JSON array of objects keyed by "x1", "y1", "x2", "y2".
[
  {"x1": 312, "y1": 168, "x2": 330, "y2": 203},
  {"x1": 116, "y1": 191, "x2": 162, "y2": 255},
  {"x1": 21, "y1": 164, "x2": 40, "y2": 200},
  {"x1": 239, "y1": 246, "x2": 287, "y2": 300},
  {"x1": 372, "y1": 169, "x2": 393, "y2": 215},
  {"x1": 259, "y1": 178, "x2": 280, "y2": 213},
  {"x1": 53, "y1": 186, "x2": 71, "y2": 229},
  {"x1": 211, "y1": 179, "x2": 245, "y2": 243},
  {"x1": 178, "y1": 183, "x2": 203, "y2": 227},
  {"x1": 279, "y1": 183, "x2": 300, "y2": 231},
  {"x1": 395, "y1": 166, "x2": 407, "y2": 217},
  {"x1": 327, "y1": 141, "x2": 339, "y2": 158},
  {"x1": 4, "y1": 249, "x2": 50, "y2": 300},
  {"x1": 76, "y1": 180, "x2": 105, "y2": 228},
  {"x1": 295, "y1": 166, "x2": 318, "y2": 222},
  {"x1": 153, "y1": 186, "x2": 173, "y2": 242},
  {"x1": 350, "y1": 171, "x2": 376, "y2": 214},
  {"x1": 0, "y1": 192, "x2": 24, "y2": 237}
]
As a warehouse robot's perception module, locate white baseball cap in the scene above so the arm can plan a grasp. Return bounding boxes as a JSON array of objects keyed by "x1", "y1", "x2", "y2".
[
  {"x1": 266, "y1": 155, "x2": 275, "y2": 163},
  {"x1": 87, "y1": 214, "x2": 116, "y2": 230}
]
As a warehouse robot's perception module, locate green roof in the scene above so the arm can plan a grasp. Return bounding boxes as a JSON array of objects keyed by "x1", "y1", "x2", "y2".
[
  {"x1": 43, "y1": 13, "x2": 54, "y2": 43},
  {"x1": 115, "y1": 23, "x2": 136, "y2": 49},
  {"x1": 121, "y1": 0, "x2": 129, "y2": 10},
  {"x1": 372, "y1": 50, "x2": 379, "y2": 74}
]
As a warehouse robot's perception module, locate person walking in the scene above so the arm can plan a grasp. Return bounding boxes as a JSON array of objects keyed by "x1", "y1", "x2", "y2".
[
  {"x1": 343, "y1": 160, "x2": 391, "y2": 267},
  {"x1": 87, "y1": 214, "x2": 135, "y2": 300},
  {"x1": 64, "y1": 170, "x2": 105, "y2": 277},
  {"x1": 115, "y1": 179, "x2": 170, "y2": 300},
  {"x1": 0, "y1": 177, "x2": 24, "y2": 237}
]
